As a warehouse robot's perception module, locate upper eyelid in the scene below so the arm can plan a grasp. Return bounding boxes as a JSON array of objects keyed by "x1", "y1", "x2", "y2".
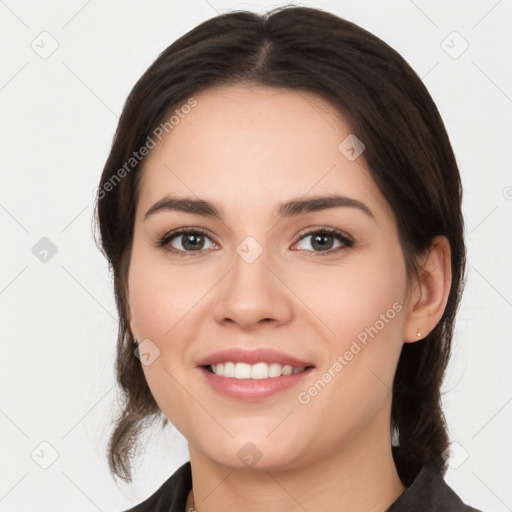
[{"x1": 298, "y1": 226, "x2": 353, "y2": 242}]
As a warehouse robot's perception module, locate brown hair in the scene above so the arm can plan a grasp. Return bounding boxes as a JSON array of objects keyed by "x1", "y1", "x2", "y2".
[{"x1": 94, "y1": 5, "x2": 466, "y2": 484}]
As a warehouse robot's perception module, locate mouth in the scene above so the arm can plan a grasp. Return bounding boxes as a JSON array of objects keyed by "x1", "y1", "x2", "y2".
[
  {"x1": 199, "y1": 364, "x2": 314, "y2": 401},
  {"x1": 196, "y1": 348, "x2": 316, "y2": 400},
  {"x1": 203, "y1": 361, "x2": 313, "y2": 379}
]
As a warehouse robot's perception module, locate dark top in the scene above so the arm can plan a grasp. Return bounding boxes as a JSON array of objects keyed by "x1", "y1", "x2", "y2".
[{"x1": 120, "y1": 456, "x2": 483, "y2": 512}]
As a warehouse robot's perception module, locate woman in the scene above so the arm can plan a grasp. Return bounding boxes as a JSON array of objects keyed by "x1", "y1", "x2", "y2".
[{"x1": 95, "y1": 6, "x2": 482, "y2": 511}]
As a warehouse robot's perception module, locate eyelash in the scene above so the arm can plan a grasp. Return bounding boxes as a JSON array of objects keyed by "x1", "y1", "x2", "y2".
[{"x1": 155, "y1": 226, "x2": 355, "y2": 258}]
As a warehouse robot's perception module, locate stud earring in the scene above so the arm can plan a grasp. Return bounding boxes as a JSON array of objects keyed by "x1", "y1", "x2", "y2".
[{"x1": 416, "y1": 329, "x2": 422, "y2": 338}]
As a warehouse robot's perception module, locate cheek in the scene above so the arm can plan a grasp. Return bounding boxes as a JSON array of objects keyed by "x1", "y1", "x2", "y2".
[
  {"x1": 291, "y1": 252, "x2": 406, "y2": 344},
  {"x1": 127, "y1": 246, "x2": 204, "y2": 429},
  {"x1": 297, "y1": 252, "x2": 407, "y2": 405},
  {"x1": 128, "y1": 246, "x2": 205, "y2": 342}
]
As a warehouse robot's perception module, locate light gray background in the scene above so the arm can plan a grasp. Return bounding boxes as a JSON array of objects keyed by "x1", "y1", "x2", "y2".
[{"x1": 1, "y1": 1, "x2": 511, "y2": 511}]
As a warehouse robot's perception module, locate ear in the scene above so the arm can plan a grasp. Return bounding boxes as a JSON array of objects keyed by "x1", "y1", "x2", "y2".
[{"x1": 402, "y1": 235, "x2": 452, "y2": 343}]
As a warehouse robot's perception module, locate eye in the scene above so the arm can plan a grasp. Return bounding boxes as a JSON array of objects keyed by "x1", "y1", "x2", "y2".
[
  {"x1": 155, "y1": 226, "x2": 354, "y2": 257},
  {"x1": 155, "y1": 228, "x2": 217, "y2": 256},
  {"x1": 293, "y1": 227, "x2": 354, "y2": 256}
]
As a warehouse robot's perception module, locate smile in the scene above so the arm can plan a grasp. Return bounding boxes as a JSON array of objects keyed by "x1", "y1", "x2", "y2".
[{"x1": 207, "y1": 362, "x2": 308, "y2": 379}]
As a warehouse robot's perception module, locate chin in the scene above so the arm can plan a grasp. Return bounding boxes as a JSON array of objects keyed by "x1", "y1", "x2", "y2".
[{"x1": 192, "y1": 433, "x2": 310, "y2": 473}]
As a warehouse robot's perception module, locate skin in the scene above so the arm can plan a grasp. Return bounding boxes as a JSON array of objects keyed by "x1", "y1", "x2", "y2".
[{"x1": 128, "y1": 84, "x2": 452, "y2": 512}]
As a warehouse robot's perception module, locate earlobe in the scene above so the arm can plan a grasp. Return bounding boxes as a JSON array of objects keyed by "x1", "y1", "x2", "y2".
[{"x1": 403, "y1": 235, "x2": 452, "y2": 343}]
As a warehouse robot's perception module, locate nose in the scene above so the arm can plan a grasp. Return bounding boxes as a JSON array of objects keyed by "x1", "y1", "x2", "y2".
[{"x1": 212, "y1": 243, "x2": 294, "y2": 331}]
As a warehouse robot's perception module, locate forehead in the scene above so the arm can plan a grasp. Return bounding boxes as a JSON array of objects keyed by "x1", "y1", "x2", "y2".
[{"x1": 136, "y1": 85, "x2": 393, "y2": 224}]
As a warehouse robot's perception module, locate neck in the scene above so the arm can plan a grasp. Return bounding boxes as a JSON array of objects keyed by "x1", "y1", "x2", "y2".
[{"x1": 187, "y1": 421, "x2": 406, "y2": 512}]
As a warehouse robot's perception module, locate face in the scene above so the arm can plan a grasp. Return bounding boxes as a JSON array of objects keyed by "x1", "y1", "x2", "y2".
[{"x1": 128, "y1": 85, "x2": 412, "y2": 471}]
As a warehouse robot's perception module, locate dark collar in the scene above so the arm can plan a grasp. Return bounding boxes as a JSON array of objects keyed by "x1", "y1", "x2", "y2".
[
  {"x1": 121, "y1": 460, "x2": 481, "y2": 512},
  {"x1": 386, "y1": 464, "x2": 481, "y2": 511},
  {"x1": 121, "y1": 461, "x2": 191, "y2": 512}
]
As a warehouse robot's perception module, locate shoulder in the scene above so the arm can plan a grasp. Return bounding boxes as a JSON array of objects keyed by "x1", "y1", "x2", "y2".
[
  {"x1": 117, "y1": 461, "x2": 192, "y2": 512},
  {"x1": 387, "y1": 464, "x2": 483, "y2": 512}
]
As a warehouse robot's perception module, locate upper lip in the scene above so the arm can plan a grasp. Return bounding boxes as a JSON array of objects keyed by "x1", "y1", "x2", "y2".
[{"x1": 195, "y1": 348, "x2": 314, "y2": 368}]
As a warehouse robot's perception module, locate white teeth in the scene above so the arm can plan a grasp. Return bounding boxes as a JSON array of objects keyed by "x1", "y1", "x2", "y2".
[
  {"x1": 210, "y1": 362, "x2": 307, "y2": 379},
  {"x1": 223, "y1": 361, "x2": 235, "y2": 377},
  {"x1": 251, "y1": 362, "x2": 269, "y2": 380},
  {"x1": 268, "y1": 363, "x2": 282, "y2": 378},
  {"x1": 234, "y1": 362, "x2": 251, "y2": 379},
  {"x1": 281, "y1": 364, "x2": 293, "y2": 376}
]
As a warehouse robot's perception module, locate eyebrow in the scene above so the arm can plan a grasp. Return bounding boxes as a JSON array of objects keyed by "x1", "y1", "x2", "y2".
[{"x1": 144, "y1": 194, "x2": 375, "y2": 221}]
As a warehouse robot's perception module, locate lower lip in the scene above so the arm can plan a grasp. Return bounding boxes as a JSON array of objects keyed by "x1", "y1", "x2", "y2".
[{"x1": 199, "y1": 366, "x2": 314, "y2": 401}]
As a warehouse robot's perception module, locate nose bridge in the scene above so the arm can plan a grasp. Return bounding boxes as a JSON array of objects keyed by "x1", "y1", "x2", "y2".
[
  {"x1": 213, "y1": 233, "x2": 292, "y2": 328},
  {"x1": 230, "y1": 235, "x2": 274, "y2": 306}
]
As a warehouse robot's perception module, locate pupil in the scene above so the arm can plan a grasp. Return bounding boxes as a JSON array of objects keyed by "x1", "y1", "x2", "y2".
[
  {"x1": 312, "y1": 234, "x2": 333, "y2": 251},
  {"x1": 184, "y1": 234, "x2": 203, "y2": 250}
]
